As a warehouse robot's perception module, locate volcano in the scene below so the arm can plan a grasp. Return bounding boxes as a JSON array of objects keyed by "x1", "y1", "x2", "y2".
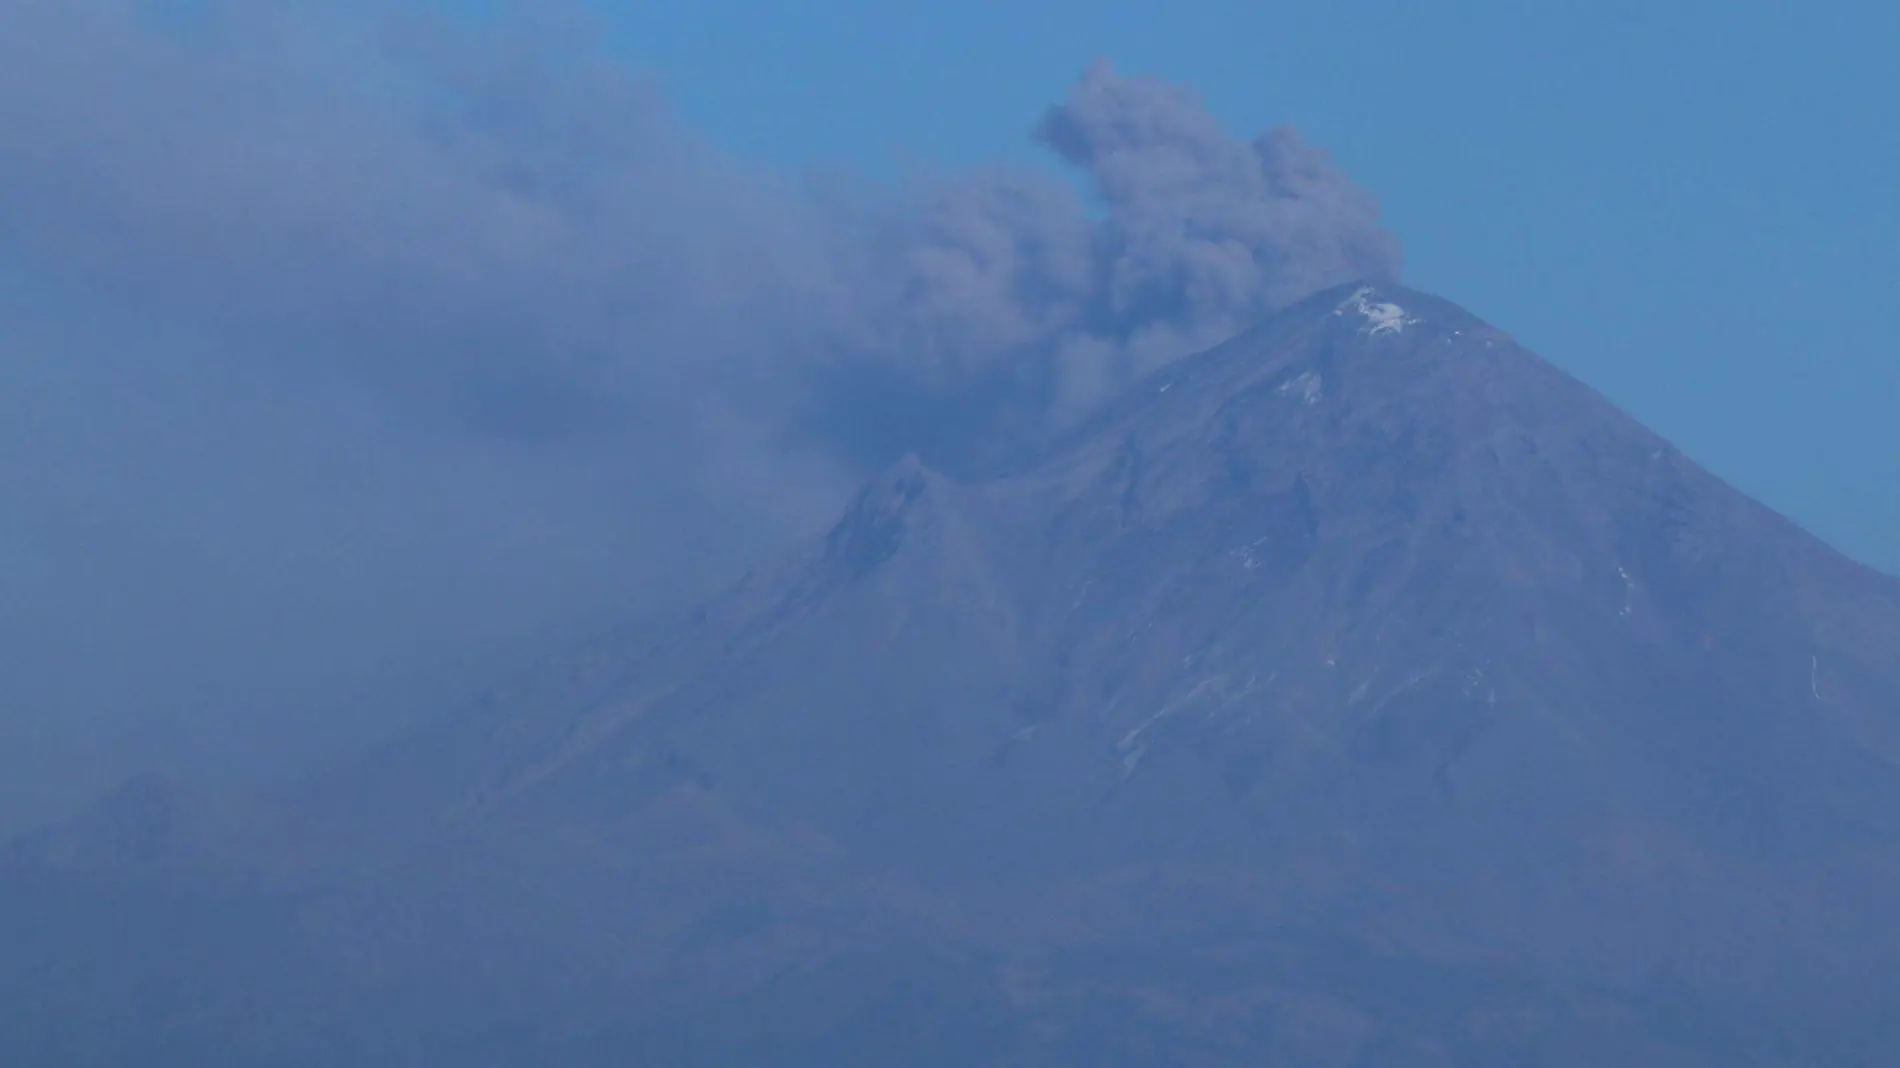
[{"x1": 7, "y1": 282, "x2": 1900, "y2": 1067}]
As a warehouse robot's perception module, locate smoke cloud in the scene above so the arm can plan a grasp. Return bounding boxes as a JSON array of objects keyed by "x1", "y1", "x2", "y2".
[
  {"x1": 0, "y1": 1, "x2": 1399, "y2": 829},
  {"x1": 802, "y1": 60, "x2": 1400, "y2": 464}
]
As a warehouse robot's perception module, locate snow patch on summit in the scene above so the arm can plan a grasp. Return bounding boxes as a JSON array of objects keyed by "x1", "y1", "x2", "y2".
[
  {"x1": 1334, "y1": 286, "x2": 1419, "y2": 336},
  {"x1": 1277, "y1": 370, "x2": 1323, "y2": 405}
]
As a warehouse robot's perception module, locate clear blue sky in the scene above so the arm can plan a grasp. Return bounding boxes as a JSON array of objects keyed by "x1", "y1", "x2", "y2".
[{"x1": 580, "y1": 0, "x2": 1899, "y2": 573}]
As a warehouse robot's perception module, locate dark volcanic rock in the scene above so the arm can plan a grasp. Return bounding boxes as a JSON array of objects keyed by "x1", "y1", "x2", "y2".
[{"x1": 8, "y1": 282, "x2": 1900, "y2": 1066}]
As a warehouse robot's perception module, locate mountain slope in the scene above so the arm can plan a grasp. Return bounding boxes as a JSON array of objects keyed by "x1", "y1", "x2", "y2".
[{"x1": 7, "y1": 282, "x2": 1900, "y2": 1067}]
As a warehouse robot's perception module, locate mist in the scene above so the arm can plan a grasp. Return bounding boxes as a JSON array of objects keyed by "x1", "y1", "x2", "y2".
[{"x1": 0, "y1": 0, "x2": 1398, "y2": 830}]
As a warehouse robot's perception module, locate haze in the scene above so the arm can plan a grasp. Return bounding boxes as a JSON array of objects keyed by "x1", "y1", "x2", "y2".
[{"x1": 1, "y1": 0, "x2": 1894, "y2": 876}]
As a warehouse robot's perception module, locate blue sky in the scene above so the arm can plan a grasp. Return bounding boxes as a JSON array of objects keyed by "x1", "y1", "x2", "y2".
[{"x1": 585, "y1": 0, "x2": 1900, "y2": 572}]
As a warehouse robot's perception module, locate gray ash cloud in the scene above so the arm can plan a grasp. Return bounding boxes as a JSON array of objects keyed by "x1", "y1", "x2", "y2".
[{"x1": 0, "y1": 1, "x2": 1400, "y2": 823}]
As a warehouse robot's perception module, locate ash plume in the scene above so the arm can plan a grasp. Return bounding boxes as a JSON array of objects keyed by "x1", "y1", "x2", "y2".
[
  {"x1": 0, "y1": 0, "x2": 1400, "y2": 827},
  {"x1": 808, "y1": 60, "x2": 1400, "y2": 463}
]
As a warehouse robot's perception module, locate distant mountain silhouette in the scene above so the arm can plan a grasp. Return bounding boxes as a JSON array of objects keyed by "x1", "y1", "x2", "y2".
[{"x1": 8, "y1": 282, "x2": 1900, "y2": 1067}]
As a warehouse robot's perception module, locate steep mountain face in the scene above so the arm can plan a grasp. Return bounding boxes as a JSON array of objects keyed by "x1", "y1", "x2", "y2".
[{"x1": 7, "y1": 283, "x2": 1900, "y2": 1067}]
